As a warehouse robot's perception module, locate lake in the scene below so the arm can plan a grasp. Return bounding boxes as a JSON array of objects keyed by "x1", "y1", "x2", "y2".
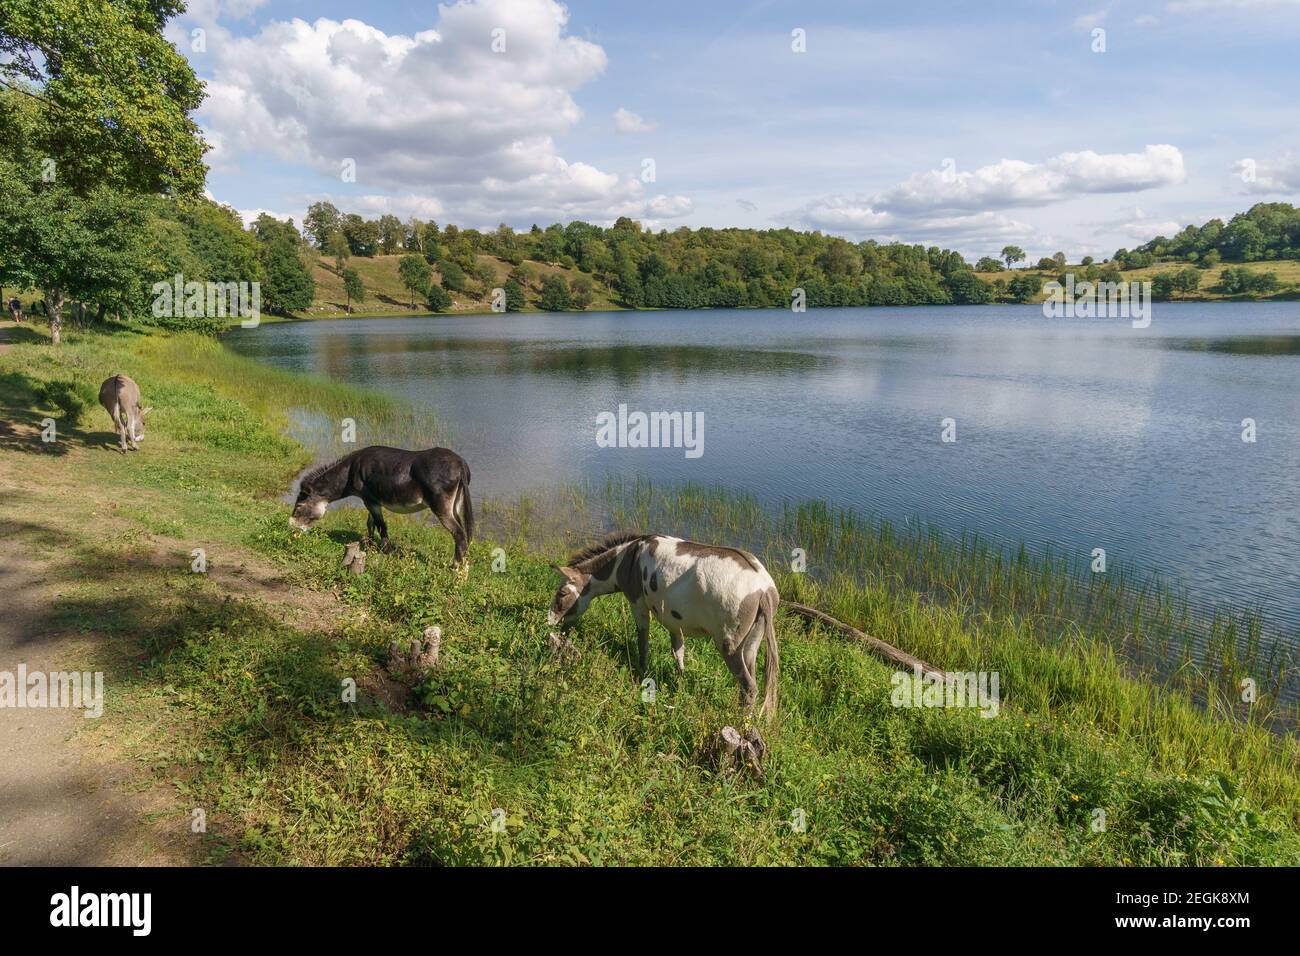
[{"x1": 227, "y1": 302, "x2": 1300, "y2": 635}]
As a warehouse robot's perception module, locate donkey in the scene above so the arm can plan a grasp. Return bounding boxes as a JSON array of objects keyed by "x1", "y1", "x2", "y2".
[
  {"x1": 547, "y1": 532, "x2": 780, "y2": 715},
  {"x1": 289, "y1": 446, "x2": 474, "y2": 570},
  {"x1": 98, "y1": 374, "x2": 151, "y2": 454}
]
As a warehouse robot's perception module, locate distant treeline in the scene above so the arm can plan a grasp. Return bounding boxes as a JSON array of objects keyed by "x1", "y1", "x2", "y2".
[
  {"x1": 301, "y1": 200, "x2": 1007, "y2": 309},
  {"x1": 1113, "y1": 202, "x2": 1300, "y2": 270}
]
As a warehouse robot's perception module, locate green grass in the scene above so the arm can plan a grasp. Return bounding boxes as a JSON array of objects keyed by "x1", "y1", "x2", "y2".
[{"x1": 1, "y1": 320, "x2": 1297, "y2": 865}]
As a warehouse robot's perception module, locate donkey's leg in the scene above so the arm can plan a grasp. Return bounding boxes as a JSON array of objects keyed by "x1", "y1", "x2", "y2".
[
  {"x1": 633, "y1": 604, "x2": 651, "y2": 675},
  {"x1": 722, "y1": 627, "x2": 759, "y2": 712},
  {"x1": 428, "y1": 488, "x2": 468, "y2": 574},
  {"x1": 115, "y1": 406, "x2": 130, "y2": 454},
  {"x1": 670, "y1": 631, "x2": 686, "y2": 674},
  {"x1": 363, "y1": 498, "x2": 388, "y2": 550}
]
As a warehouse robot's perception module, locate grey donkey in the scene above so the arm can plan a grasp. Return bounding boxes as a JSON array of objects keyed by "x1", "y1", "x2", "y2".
[{"x1": 98, "y1": 374, "x2": 151, "y2": 453}]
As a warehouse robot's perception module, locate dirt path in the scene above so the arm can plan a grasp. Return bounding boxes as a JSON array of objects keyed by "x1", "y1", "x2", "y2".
[
  {"x1": 0, "y1": 551, "x2": 195, "y2": 865},
  {"x1": 0, "y1": 409, "x2": 347, "y2": 865}
]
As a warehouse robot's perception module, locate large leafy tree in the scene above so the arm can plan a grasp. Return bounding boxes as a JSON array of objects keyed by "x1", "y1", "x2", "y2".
[
  {"x1": 253, "y1": 215, "x2": 314, "y2": 314},
  {"x1": 0, "y1": 0, "x2": 208, "y2": 197},
  {"x1": 397, "y1": 253, "x2": 431, "y2": 308}
]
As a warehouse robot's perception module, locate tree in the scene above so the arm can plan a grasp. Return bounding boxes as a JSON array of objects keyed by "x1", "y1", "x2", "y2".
[
  {"x1": 1007, "y1": 273, "x2": 1038, "y2": 303},
  {"x1": 426, "y1": 284, "x2": 452, "y2": 312},
  {"x1": 304, "y1": 202, "x2": 343, "y2": 247},
  {"x1": 537, "y1": 274, "x2": 571, "y2": 311},
  {"x1": 1001, "y1": 246, "x2": 1026, "y2": 269},
  {"x1": 439, "y1": 260, "x2": 466, "y2": 292},
  {"x1": 398, "y1": 253, "x2": 431, "y2": 307},
  {"x1": 569, "y1": 275, "x2": 595, "y2": 309},
  {"x1": 377, "y1": 214, "x2": 404, "y2": 255},
  {"x1": 503, "y1": 278, "x2": 526, "y2": 311},
  {"x1": 342, "y1": 267, "x2": 364, "y2": 314},
  {"x1": 0, "y1": 0, "x2": 207, "y2": 197},
  {"x1": 1053, "y1": 251, "x2": 1067, "y2": 269},
  {"x1": 341, "y1": 214, "x2": 379, "y2": 256},
  {"x1": 975, "y1": 256, "x2": 1003, "y2": 273},
  {"x1": 0, "y1": 175, "x2": 152, "y2": 343},
  {"x1": 323, "y1": 230, "x2": 350, "y2": 272},
  {"x1": 253, "y1": 215, "x2": 314, "y2": 314}
]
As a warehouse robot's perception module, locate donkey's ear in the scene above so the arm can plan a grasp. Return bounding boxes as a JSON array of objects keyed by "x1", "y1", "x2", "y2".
[
  {"x1": 552, "y1": 564, "x2": 579, "y2": 580},
  {"x1": 141, "y1": 407, "x2": 153, "y2": 416}
]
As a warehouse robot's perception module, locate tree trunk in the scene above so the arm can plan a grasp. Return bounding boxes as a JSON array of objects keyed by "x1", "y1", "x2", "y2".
[{"x1": 45, "y1": 288, "x2": 64, "y2": 344}]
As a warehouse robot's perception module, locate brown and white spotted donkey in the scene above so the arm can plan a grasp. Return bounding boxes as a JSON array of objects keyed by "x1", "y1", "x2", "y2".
[{"x1": 547, "y1": 532, "x2": 780, "y2": 715}]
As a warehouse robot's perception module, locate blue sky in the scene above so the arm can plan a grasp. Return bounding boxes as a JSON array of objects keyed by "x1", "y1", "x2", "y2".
[{"x1": 176, "y1": 0, "x2": 1300, "y2": 260}]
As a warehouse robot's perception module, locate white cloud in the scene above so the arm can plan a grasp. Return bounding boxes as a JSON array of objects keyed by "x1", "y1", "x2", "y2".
[
  {"x1": 1235, "y1": 154, "x2": 1300, "y2": 193},
  {"x1": 195, "y1": 0, "x2": 684, "y2": 226},
  {"x1": 790, "y1": 146, "x2": 1185, "y2": 250},
  {"x1": 870, "y1": 145, "x2": 1186, "y2": 216},
  {"x1": 613, "y1": 107, "x2": 656, "y2": 134}
]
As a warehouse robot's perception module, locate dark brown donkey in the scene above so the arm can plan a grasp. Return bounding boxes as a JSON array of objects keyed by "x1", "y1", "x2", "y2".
[{"x1": 290, "y1": 446, "x2": 474, "y2": 569}]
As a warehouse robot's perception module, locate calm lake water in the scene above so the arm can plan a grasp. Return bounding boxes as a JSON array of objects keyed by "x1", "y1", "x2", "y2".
[{"x1": 227, "y1": 303, "x2": 1300, "y2": 633}]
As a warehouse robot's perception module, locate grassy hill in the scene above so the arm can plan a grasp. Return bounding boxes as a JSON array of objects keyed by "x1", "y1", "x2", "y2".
[{"x1": 304, "y1": 252, "x2": 622, "y2": 318}]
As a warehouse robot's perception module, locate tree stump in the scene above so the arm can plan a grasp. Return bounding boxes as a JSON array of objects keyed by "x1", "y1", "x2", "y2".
[
  {"x1": 711, "y1": 725, "x2": 768, "y2": 779},
  {"x1": 343, "y1": 541, "x2": 366, "y2": 575},
  {"x1": 387, "y1": 628, "x2": 441, "y2": 683}
]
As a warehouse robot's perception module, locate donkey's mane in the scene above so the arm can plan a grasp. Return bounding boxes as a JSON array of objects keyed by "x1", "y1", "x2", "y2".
[
  {"x1": 299, "y1": 452, "x2": 353, "y2": 487},
  {"x1": 567, "y1": 530, "x2": 644, "y2": 568}
]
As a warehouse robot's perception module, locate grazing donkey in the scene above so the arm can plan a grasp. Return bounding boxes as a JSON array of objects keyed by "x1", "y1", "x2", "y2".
[
  {"x1": 98, "y1": 374, "x2": 151, "y2": 453},
  {"x1": 289, "y1": 446, "x2": 474, "y2": 569},
  {"x1": 547, "y1": 532, "x2": 780, "y2": 715}
]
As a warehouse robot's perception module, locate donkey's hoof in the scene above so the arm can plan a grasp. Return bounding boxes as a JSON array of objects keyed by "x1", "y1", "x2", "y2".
[{"x1": 454, "y1": 562, "x2": 469, "y2": 584}]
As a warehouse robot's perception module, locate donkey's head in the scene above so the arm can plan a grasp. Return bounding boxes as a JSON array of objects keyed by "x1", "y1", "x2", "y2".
[
  {"x1": 289, "y1": 479, "x2": 330, "y2": 531},
  {"x1": 546, "y1": 565, "x2": 594, "y2": 626},
  {"x1": 132, "y1": 407, "x2": 152, "y2": 443}
]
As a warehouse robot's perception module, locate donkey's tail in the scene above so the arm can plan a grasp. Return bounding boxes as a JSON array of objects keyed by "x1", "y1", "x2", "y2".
[
  {"x1": 760, "y1": 588, "x2": 780, "y2": 717},
  {"x1": 456, "y1": 473, "x2": 475, "y2": 545}
]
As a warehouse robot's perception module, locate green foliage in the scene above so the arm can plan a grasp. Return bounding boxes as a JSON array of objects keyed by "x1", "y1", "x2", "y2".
[
  {"x1": 975, "y1": 256, "x2": 1002, "y2": 273},
  {"x1": 342, "y1": 267, "x2": 365, "y2": 313},
  {"x1": 253, "y1": 216, "x2": 314, "y2": 314},
  {"x1": 397, "y1": 254, "x2": 432, "y2": 307},
  {"x1": 1220, "y1": 266, "x2": 1280, "y2": 295},
  {"x1": 426, "y1": 284, "x2": 452, "y2": 312},
  {"x1": 439, "y1": 260, "x2": 467, "y2": 292},
  {"x1": 35, "y1": 378, "x2": 96, "y2": 424},
  {"x1": 0, "y1": 1, "x2": 207, "y2": 197},
  {"x1": 537, "y1": 274, "x2": 571, "y2": 311},
  {"x1": 1007, "y1": 273, "x2": 1039, "y2": 303},
  {"x1": 1001, "y1": 245, "x2": 1026, "y2": 268},
  {"x1": 503, "y1": 278, "x2": 526, "y2": 312},
  {"x1": 1118, "y1": 202, "x2": 1300, "y2": 266}
]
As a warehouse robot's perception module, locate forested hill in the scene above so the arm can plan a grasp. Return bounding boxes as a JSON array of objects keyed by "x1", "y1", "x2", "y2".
[
  {"x1": 1113, "y1": 202, "x2": 1300, "y2": 270},
  {"x1": 301, "y1": 201, "x2": 999, "y2": 311}
]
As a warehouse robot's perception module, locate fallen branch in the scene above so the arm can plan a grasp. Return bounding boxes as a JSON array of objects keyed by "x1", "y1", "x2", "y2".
[{"x1": 781, "y1": 600, "x2": 948, "y2": 680}]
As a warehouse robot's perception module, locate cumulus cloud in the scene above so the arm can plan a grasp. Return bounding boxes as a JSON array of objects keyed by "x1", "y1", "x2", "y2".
[
  {"x1": 1235, "y1": 154, "x2": 1300, "y2": 193},
  {"x1": 790, "y1": 145, "x2": 1184, "y2": 249},
  {"x1": 613, "y1": 107, "x2": 655, "y2": 134},
  {"x1": 872, "y1": 145, "x2": 1186, "y2": 216},
  {"x1": 194, "y1": 0, "x2": 688, "y2": 226}
]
